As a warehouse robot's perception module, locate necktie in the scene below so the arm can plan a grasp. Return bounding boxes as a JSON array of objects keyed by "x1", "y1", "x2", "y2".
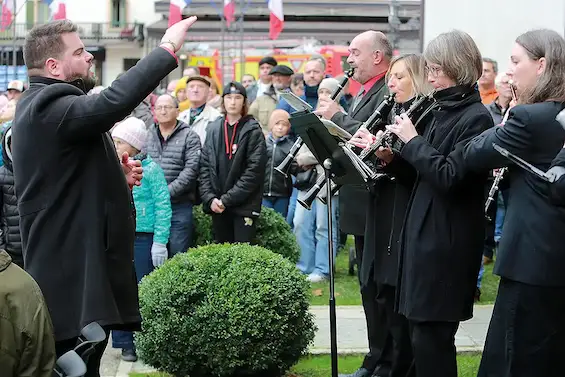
[{"x1": 351, "y1": 86, "x2": 365, "y2": 112}]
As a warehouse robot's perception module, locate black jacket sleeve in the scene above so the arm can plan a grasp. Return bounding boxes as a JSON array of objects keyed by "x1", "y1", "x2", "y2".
[
  {"x1": 462, "y1": 106, "x2": 535, "y2": 171},
  {"x1": 221, "y1": 127, "x2": 267, "y2": 208},
  {"x1": 198, "y1": 130, "x2": 217, "y2": 210},
  {"x1": 55, "y1": 48, "x2": 177, "y2": 142},
  {"x1": 401, "y1": 112, "x2": 493, "y2": 194},
  {"x1": 168, "y1": 130, "x2": 201, "y2": 199}
]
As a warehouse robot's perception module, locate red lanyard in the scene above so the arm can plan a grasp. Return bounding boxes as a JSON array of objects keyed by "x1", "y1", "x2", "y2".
[{"x1": 224, "y1": 118, "x2": 239, "y2": 160}]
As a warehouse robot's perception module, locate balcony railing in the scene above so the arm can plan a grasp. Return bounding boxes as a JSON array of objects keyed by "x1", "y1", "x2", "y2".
[{"x1": 0, "y1": 22, "x2": 144, "y2": 42}]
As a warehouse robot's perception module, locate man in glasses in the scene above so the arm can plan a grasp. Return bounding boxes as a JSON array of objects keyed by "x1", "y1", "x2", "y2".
[{"x1": 145, "y1": 94, "x2": 202, "y2": 256}]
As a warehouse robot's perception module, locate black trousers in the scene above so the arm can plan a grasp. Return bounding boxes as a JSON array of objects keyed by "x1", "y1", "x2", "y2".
[
  {"x1": 407, "y1": 320, "x2": 459, "y2": 377},
  {"x1": 478, "y1": 278, "x2": 565, "y2": 377},
  {"x1": 376, "y1": 285, "x2": 413, "y2": 377},
  {"x1": 356, "y1": 235, "x2": 392, "y2": 375},
  {"x1": 211, "y1": 213, "x2": 257, "y2": 243},
  {"x1": 55, "y1": 329, "x2": 110, "y2": 377}
]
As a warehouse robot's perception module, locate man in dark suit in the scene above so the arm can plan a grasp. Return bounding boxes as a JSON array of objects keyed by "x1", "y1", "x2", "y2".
[
  {"x1": 317, "y1": 30, "x2": 392, "y2": 377},
  {"x1": 12, "y1": 17, "x2": 197, "y2": 376}
]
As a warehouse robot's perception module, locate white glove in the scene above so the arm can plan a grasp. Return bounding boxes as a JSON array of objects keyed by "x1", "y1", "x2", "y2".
[{"x1": 151, "y1": 243, "x2": 168, "y2": 267}]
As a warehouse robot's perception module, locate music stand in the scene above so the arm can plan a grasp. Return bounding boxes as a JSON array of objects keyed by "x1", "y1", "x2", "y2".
[
  {"x1": 290, "y1": 110, "x2": 366, "y2": 377},
  {"x1": 493, "y1": 143, "x2": 562, "y2": 182}
]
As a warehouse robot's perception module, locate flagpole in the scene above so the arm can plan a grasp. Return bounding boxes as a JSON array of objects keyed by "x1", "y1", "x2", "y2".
[
  {"x1": 239, "y1": 0, "x2": 244, "y2": 82},
  {"x1": 11, "y1": 0, "x2": 17, "y2": 70},
  {"x1": 221, "y1": 11, "x2": 225, "y2": 88}
]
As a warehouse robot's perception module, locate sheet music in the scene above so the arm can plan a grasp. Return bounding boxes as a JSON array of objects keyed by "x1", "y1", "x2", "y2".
[
  {"x1": 321, "y1": 118, "x2": 352, "y2": 141},
  {"x1": 279, "y1": 92, "x2": 313, "y2": 112}
]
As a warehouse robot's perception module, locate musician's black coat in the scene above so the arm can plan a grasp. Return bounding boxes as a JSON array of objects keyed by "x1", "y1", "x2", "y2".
[
  {"x1": 549, "y1": 148, "x2": 565, "y2": 206},
  {"x1": 463, "y1": 101, "x2": 565, "y2": 286},
  {"x1": 331, "y1": 76, "x2": 388, "y2": 235},
  {"x1": 361, "y1": 100, "x2": 431, "y2": 288},
  {"x1": 396, "y1": 85, "x2": 493, "y2": 321},
  {"x1": 11, "y1": 47, "x2": 178, "y2": 341}
]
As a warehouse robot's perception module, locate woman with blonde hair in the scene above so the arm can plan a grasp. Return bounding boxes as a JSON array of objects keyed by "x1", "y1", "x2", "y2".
[
  {"x1": 349, "y1": 53, "x2": 434, "y2": 377},
  {"x1": 463, "y1": 29, "x2": 565, "y2": 377},
  {"x1": 368, "y1": 30, "x2": 493, "y2": 376}
]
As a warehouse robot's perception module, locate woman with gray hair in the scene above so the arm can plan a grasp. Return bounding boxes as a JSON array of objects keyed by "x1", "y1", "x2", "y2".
[
  {"x1": 374, "y1": 30, "x2": 494, "y2": 377},
  {"x1": 463, "y1": 29, "x2": 565, "y2": 377}
]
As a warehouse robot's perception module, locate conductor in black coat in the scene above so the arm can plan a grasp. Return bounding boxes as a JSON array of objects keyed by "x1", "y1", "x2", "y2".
[
  {"x1": 11, "y1": 17, "x2": 198, "y2": 373},
  {"x1": 317, "y1": 30, "x2": 392, "y2": 377},
  {"x1": 386, "y1": 30, "x2": 493, "y2": 377},
  {"x1": 462, "y1": 29, "x2": 565, "y2": 377}
]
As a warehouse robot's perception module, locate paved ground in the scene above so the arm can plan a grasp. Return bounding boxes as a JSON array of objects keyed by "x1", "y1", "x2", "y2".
[{"x1": 100, "y1": 305, "x2": 493, "y2": 377}]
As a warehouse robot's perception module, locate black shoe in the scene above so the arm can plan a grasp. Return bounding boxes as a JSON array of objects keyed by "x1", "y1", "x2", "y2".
[
  {"x1": 339, "y1": 368, "x2": 372, "y2": 377},
  {"x1": 474, "y1": 287, "x2": 481, "y2": 302},
  {"x1": 121, "y1": 348, "x2": 137, "y2": 362}
]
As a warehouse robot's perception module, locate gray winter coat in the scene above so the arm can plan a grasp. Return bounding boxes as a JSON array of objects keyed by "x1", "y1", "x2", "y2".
[{"x1": 145, "y1": 120, "x2": 202, "y2": 204}]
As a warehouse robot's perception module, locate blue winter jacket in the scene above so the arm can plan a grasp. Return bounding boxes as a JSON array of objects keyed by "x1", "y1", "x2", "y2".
[{"x1": 132, "y1": 154, "x2": 172, "y2": 245}]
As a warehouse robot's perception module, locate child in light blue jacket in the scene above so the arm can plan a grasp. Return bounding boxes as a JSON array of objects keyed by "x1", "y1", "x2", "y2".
[{"x1": 110, "y1": 117, "x2": 172, "y2": 362}]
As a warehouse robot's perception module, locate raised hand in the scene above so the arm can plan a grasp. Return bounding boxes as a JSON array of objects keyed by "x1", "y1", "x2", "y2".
[{"x1": 161, "y1": 16, "x2": 198, "y2": 52}]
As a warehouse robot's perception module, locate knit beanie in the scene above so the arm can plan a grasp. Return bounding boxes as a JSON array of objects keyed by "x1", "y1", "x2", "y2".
[
  {"x1": 111, "y1": 117, "x2": 148, "y2": 151},
  {"x1": 318, "y1": 78, "x2": 344, "y2": 101}
]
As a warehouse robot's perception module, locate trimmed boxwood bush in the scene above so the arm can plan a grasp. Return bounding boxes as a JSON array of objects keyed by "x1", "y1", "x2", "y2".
[
  {"x1": 136, "y1": 243, "x2": 317, "y2": 377},
  {"x1": 192, "y1": 205, "x2": 300, "y2": 263}
]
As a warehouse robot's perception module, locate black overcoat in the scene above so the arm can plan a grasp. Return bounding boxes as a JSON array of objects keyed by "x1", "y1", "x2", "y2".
[
  {"x1": 11, "y1": 48, "x2": 178, "y2": 340},
  {"x1": 396, "y1": 85, "x2": 493, "y2": 322},
  {"x1": 463, "y1": 101, "x2": 565, "y2": 287}
]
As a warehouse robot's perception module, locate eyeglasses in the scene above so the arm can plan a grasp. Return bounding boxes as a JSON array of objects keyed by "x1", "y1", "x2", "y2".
[
  {"x1": 155, "y1": 106, "x2": 176, "y2": 111},
  {"x1": 425, "y1": 65, "x2": 443, "y2": 77}
]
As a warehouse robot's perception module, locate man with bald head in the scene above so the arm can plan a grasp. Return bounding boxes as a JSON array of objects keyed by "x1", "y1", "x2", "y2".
[
  {"x1": 145, "y1": 94, "x2": 201, "y2": 256},
  {"x1": 317, "y1": 30, "x2": 393, "y2": 377}
]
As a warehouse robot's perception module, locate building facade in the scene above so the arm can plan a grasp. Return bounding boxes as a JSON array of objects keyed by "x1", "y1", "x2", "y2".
[{"x1": 0, "y1": 0, "x2": 422, "y2": 89}]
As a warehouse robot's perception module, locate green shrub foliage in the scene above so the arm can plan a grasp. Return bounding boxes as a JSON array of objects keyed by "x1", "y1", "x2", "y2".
[
  {"x1": 136, "y1": 243, "x2": 317, "y2": 377},
  {"x1": 192, "y1": 205, "x2": 300, "y2": 263}
]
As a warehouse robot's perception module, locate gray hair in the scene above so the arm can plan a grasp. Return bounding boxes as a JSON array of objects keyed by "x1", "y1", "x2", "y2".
[
  {"x1": 157, "y1": 93, "x2": 180, "y2": 108},
  {"x1": 424, "y1": 30, "x2": 483, "y2": 86},
  {"x1": 482, "y1": 57, "x2": 498, "y2": 74},
  {"x1": 24, "y1": 20, "x2": 78, "y2": 72},
  {"x1": 308, "y1": 54, "x2": 327, "y2": 71},
  {"x1": 516, "y1": 29, "x2": 565, "y2": 104},
  {"x1": 372, "y1": 31, "x2": 393, "y2": 61}
]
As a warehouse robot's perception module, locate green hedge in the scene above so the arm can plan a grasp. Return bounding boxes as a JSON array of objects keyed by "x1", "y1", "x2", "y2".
[
  {"x1": 136, "y1": 243, "x2": 317, "y2": 377},
  {"x1": 193, "y1": 205, "x2": 300, "y2": 263}
]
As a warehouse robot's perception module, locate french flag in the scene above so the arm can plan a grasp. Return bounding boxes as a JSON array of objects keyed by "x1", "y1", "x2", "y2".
[
  {"x1": 268, "y1": 0, "x2": 283, "y2": 40},
  {"x1": 44, "y1": 0, "x2": 67, "y2": 20},
  {"x1": 224, "y1": 0, "x2": 235, "y2": 27},
  {"x1": 169, "y1": 0, "x2": 190, "y2": 27},
  {"x1": 1, "y1": 0, "x2": 14, "y2": 31}
]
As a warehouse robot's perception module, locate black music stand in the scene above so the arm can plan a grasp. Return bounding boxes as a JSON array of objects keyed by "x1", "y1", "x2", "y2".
[{"x1": 291, "y1": 111, "x2": 365, "y2": 377}]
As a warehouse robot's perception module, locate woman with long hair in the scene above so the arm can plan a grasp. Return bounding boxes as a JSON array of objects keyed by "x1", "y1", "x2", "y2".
[
  {"x1": 380, "y1": 30, "x2": 493, "y2": 377},
  {"x1": 463, "y1": 29, "x2": 565, "y2": 377}
]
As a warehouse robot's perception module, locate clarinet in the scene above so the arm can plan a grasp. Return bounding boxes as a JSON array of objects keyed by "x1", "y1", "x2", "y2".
[
  {"x1": 485, "y1": 167, "x2": 507, "y2": 220},
  {"x1": 274, "y1": 69, "x2": 354, "y2": 178},
  {"x1": 314, "y1": 93, "x2": 400, "y2": 205}
]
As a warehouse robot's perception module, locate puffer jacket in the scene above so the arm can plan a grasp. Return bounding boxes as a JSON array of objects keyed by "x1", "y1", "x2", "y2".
[
  {"x1": 264, "y1": 133, "x2": 297, "y2": 198},
  {"x1": 0, "y1": 127, "x2": 21, "y2": 268},
  {"x1": 145, "y1": 120, "x2": 202, "y2": 204},
  {"x1": 132, "y1": 153, "x2": 172, "y2": 245}
]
